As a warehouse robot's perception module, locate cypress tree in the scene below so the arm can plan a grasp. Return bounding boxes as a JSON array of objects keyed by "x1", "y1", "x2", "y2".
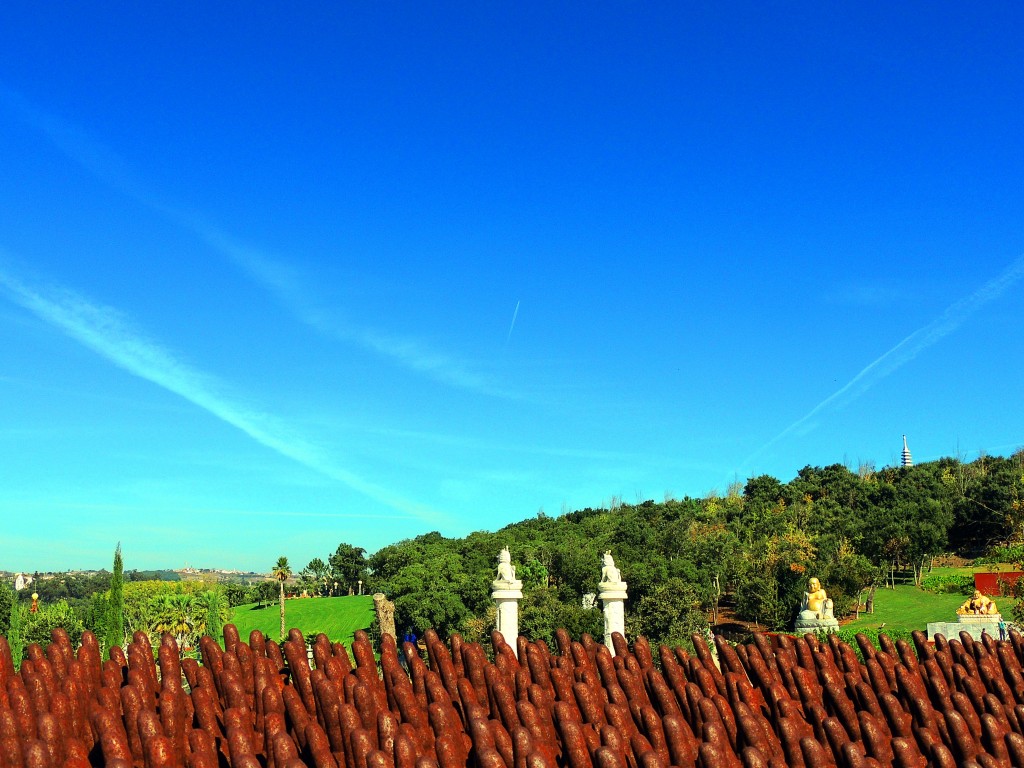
[
  {"x1": 104, "y1": 543, "x2": 125, "y2": 653},
  {"x1": 0, "y1": 585, "x2": 12, "y2": 636},
  {"x1": 8, "y1": 598, "x2": 23, "y2": 670},
  {"x1": 204, "y1": 590, "x2": 223, "y2": 642}
]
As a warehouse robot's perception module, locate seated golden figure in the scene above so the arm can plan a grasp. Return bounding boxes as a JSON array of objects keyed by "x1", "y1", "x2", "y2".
[
  {"x1": 957, "y1": 590, "x2": 998, "y2": 616},
  {"x1": 805, "y1": 578, "x2": 827, "y2": 614},
  {"x1": 798, "y1": 577, "x2": 834, "y2": 621}
]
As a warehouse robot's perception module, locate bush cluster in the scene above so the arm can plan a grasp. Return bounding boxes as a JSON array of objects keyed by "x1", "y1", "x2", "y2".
[
  {"x1": 835, "y1": 627, "x2": 916, "y2": 661},
  {"x1": 919, "y1": 573, "x2": 974, "y2": 594}
]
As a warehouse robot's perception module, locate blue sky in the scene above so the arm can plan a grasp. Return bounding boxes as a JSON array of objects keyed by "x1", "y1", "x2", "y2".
[{"x1": 1, "y1": 3, "x2": 1022, "y2": 572}]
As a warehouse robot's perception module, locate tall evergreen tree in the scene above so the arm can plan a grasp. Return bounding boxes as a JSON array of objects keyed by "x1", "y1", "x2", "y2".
[
  {"x1": 0, "y1": 585, "x2": 13, "y2": 637},
  {"x1": 104, "y1": 543, "x2": 125, "y2": 653},
  {"x1": 8, "y1": 599, "x2": 23, "y2": 670}
]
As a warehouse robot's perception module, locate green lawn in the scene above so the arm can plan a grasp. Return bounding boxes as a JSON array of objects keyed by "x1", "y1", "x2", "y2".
[
  {"x1": 837, "y1": 564, "x2": 1024, "y2": 634},
  {"x1": 841, "y1": 584, "x2": 971, "y2": 633},
  {"x1": 229, "y1": 595, "x2": 374, "y2": 645}
]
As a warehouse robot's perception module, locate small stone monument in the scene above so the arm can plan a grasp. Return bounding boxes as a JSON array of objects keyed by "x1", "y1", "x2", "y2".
[
  {"x1": 491, "y1": 547, "x2": 523, "y2": 657},
  {"x1": 598, "y1": 550, "x2": 627, "y2": 654},
  {"x1": 928, "y1": 589, "x2": 1001, "y2": 641},
  {"x1": 794, "y1": 577, "x2": 839, "y2": 634},
  {"x1": 373, "y1": 593, "x2": 397, "y2": 640}
]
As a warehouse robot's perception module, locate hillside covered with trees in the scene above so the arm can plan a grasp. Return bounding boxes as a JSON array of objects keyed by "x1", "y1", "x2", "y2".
[
  {"x1": 3, "y1": 452, "x2": 1022, "y2": 656},
  {"x1": 347, "y1": 452, "x2": 1024, "y2": 646}
]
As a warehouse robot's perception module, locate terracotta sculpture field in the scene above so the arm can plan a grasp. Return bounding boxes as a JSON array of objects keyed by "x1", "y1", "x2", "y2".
[{"x1": 4, "y1": 621, "x2": 1024, "y2": 768}]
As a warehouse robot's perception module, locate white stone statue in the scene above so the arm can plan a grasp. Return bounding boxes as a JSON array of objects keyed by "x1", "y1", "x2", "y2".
[
  {"x1": 822, "y1": 599, "x2": 834, "y2": 620},
  {"x1": 491, "y1": 547, "x2": 523, "y2": 657},
  {"x1": 600, "y1": 551, "x2": 622, "y2": 584},
  {"x1": 494, "y1": 547, "x2": 518, "y2": 585},
  {"x1": 597, "y1": 550, "x2": 627, "y2": 654}
]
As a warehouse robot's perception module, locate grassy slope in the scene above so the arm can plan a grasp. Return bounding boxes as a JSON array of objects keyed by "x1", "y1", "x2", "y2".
[
  {"x1": 229, "y1": 595, "x2": 374, "y2": 645},
  {"x1": 840, "y1": 585, "x2": 969, "y2": 633},
  {"x1": 224, "y1": 568, "x2": 1005, "y2": 642},
  {"x1": 840, "y1": 562, "x2": 1019, "y2": 633}
]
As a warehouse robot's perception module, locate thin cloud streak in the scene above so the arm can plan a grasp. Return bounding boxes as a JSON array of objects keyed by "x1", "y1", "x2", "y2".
[
  {"x1": 0, "y1": 263, "x2": 438, "y2": 523},
  {"x1": 743, "y1": 254, "x2": 1024, "y2": 468},
  {"x1": 1, "y1": 87, "x2": 511, "y2": 398},
  {"x1": 506, "y1": 300, "x2": 520, "y2": 345},
  {"x1": 196, "y1": 225, "x2": 516, "y2": 397}
]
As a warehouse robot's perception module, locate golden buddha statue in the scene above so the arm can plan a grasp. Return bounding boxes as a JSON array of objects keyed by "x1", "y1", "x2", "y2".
[{"x1": 957, "y1": 590, "x2": 998, "y2": 616}]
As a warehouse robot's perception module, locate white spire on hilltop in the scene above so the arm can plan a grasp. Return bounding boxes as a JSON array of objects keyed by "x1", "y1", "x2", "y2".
[{"x1": 901, "y1": 435, "x2": 913, "y2": 467}]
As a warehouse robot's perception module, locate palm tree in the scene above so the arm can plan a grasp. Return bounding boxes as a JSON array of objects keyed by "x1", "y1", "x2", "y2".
[
  {"x1": 152, "y1": 593, "x2": 196, "y2": 649},
  {"x1": 272, "y1": 556, "x2": 291, "y2": 640},
  {"x1": 194, "y1": 590, "x2": 228, "y2": 642}
]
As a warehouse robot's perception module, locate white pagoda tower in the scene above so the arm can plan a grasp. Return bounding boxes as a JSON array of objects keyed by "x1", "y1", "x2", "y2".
[{"x1": 901, "y1": 435, "x2": 913, "y2": 467}]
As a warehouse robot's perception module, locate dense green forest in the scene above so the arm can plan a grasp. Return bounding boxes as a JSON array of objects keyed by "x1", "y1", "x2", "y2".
[
  {"x1": 3, "y1": 452, "x2": 1023, "y2": 655},
  {"x1": 348, "y1": 453, "x2": 1024, "y2": 645}
]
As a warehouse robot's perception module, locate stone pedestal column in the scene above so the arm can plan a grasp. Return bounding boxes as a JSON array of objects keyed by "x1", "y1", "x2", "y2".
[
  {"x1": 492, "y1": 580, "x2": 524, "y2": 657},
  {"x1": 373, "y1": 593, "x2": 396, "y2": 641},
  {"x1": 599, "y1": 580, "x2": 628, "y2": 654}
]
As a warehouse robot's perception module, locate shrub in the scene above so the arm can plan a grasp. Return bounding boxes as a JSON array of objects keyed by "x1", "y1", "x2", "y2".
[
  {"x1": 836, "y1": 627, "x2": 916, "y2": 660},
  {"x1": 8, "y1": 602, "x2": 23, "y2": 669},
  {"x1": 23, "y1": 600, "x2": 85, "y2": 648},
  {"x1": 919, "y1": 573, "x2": 974, "y2": 595},
  {"x1": 0, "y1": 586, "x2": 13, "y2": 637},
  {"x1": 520, "y1": 588, "x2": 603, "y2": 649},
  {"x1": 627, "y1": 577, "x2": 709, "y2": 652}
]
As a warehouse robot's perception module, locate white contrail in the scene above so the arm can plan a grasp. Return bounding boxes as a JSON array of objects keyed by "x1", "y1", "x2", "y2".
[
  {"x1": 743, "y1": 253, "x2": 1024, "y2": 467},
  {"x1": 194, "y1": 224, "x2": 518, "y2": 396},
  {"x1": 0, "y1": 263, "x2": 440, "y2": 523},
  {"x1": 506, "y1": 300, "x2": 520, "y2": 345},
  {"x1": 0, "y1": 87, "x2": 508, "y2": 398}
]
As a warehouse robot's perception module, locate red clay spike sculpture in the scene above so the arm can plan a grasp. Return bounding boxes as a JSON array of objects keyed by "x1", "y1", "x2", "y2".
[{"x1": 6, "y1": 620, "x2": 1024, "y2": 768}]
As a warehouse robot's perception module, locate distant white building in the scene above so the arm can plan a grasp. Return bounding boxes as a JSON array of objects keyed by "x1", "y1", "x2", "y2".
[
  {"x1": 14, "y1": 572, "x2": 32, "y2": 591},
  {"x1": 901, "y1": 435, "x2": 913, "y2": 467}
]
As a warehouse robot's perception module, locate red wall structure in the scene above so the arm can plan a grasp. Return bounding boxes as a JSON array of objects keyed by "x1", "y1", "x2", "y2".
[{"x1": 974, "y1": 570, "x2": 1023, "y2": 595}]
